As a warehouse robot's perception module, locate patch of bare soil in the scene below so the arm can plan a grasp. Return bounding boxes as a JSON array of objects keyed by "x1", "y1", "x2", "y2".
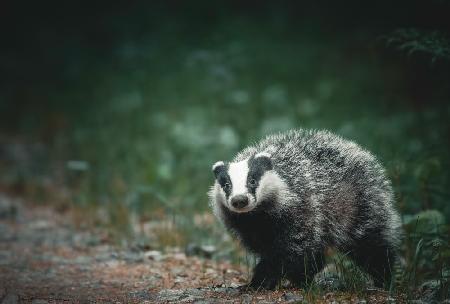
[{"x1": 0, "y1": 194, "x2": 402, "y2": 303}]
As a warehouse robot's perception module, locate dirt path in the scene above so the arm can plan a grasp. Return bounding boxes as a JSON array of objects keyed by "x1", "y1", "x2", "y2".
[
  {"x1": 0, "y1": 194, "x2": 398, "y2": 303},
  {"x1": 0, "y1": 194, "x2": 303, "y2": 303}
]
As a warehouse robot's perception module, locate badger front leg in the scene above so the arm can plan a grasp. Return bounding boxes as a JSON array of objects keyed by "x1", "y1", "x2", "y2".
[
  {"x1": 286, "y1": 251, "x2": 325, "y2": 287},
  {"x1": 247, "y1": 257, "x2": 284, "y2": 290}
]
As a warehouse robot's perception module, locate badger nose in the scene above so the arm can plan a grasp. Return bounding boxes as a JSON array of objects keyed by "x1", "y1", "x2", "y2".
[{"x1": 231, "y1": 195, "x2": 249, "y2": 209}]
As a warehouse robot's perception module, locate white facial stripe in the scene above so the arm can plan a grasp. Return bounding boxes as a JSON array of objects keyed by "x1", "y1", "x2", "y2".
[
  {"x1": 256, "y1": 170, "x2": 287, "y2": 203},
  {"x1": 228, "y1": 159, "x2": 249, "y2": 196},
  {"x1": 255, "y1": 152, "x2": 271, "y2": 158},
  {"x1": 212, "y1": 161, "x2": 224, "y2": 171}
]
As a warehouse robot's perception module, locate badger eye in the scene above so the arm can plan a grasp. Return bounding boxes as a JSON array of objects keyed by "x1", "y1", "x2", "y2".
[{"x1": 249, "y1": 179, "x2": 257, "y2": 187}]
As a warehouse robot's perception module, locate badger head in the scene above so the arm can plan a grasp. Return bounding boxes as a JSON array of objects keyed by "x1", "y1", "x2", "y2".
[{"x1": 210, "y1": 152, "x2": 286, "y2": 213}]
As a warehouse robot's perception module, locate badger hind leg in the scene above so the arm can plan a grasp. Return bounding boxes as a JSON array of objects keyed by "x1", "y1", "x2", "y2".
[{"x1": 347, "y1": 233, "x2": 398, "y2": 289}]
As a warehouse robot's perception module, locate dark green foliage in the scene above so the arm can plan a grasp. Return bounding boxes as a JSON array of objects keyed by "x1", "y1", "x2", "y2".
[
  {"x1": 400, "y1": 210, "x2": 450, "y2": 300},
  {"x1": 384, "y1": 28, "x2": 450, "y2": 63}
]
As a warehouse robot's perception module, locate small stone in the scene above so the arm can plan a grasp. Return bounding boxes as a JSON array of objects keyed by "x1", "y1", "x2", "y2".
[
  {"x1": 144, "y1": 250, "x2": 163, "y2": 261},
  {"x1": 185, "y1": 243, "x2": 216, "y2": 258},
  {"x1": 199, "y1": 245, "x2": 216, "y2": 258},
  {"x1": 1, "y1": 293, "x2": 19, "y2": 304},
  {"x1": 283, "y1": 292, "x2": 304, "y2": 303}
]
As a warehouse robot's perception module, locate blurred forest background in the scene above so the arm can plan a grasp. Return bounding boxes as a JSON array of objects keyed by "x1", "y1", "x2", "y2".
[{"x1": 1, "y1": 0, "x2": 450, "y2": 295}]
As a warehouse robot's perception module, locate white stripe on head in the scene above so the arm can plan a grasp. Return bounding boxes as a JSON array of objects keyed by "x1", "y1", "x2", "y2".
[
  {"x1": 228, "y1": 159, "x2": 249, "y2": 196},
  {"x1": 255, "y1": 152, "x2": 271, "y2": 159},
  {"x1": 256, "y1": 171, "x2": 288, "y2": 204},
  {"x1": 212, "y1": 161, "x2": 225, "y2": 171}
]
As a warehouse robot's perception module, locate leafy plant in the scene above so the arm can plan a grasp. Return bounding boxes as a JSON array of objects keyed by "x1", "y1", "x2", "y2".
[{"x1": 384, "y1": 28, "x2": 450, "y2": 63}]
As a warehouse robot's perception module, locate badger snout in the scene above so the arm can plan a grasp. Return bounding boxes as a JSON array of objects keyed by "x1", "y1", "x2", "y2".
[{"x1": 230, "y1": 194, "x2": 249, "y2": 209}]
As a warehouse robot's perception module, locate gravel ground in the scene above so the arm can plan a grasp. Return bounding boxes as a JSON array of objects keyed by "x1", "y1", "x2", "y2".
[{"x1": 0, "y1": 194, "x2": 401, "y2": 303}]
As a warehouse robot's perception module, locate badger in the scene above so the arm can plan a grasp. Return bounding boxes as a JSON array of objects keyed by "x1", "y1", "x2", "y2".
[{"x1": 209, "y1": 129, "x2": 402, "y2": 290}]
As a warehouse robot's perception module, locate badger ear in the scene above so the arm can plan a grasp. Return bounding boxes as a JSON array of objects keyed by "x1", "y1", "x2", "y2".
[
  {"x1": 253, "y1": 152, "x2": 273, "y2": 170},
  {"x1": 212, "y1": 161, "x2": 226, "y2": 178}
]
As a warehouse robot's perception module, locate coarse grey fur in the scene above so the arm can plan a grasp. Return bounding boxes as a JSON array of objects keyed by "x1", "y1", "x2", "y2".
[{"x1": 209, "y1": 129, "x2": 402, "y2": 290}]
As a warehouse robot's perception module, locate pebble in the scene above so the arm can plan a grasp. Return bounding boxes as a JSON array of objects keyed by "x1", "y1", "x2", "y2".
[
  {"x1": 144, "y1": 250, "x2": 163, "y2": 261},
  {"x1": 185, "y1": 243, "x2": 217, "y2": 258},
  {"x1": 283, "y1": 292, "x2": 304, "y2": 303},
  {"x1": 199, "y1": 245, "x2": 216, "y2": 258}
]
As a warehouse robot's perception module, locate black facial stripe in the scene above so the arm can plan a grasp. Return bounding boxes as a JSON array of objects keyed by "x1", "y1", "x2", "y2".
[
  {"x1": 213, "y1": 162, "x2": 226, "y2": 177},
  {"x1": 214, "y1": 163, "x2": 232, "y2": 198},
  {"x1": 247, "y1": 154, "x2": 273, "y2": 195}
]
